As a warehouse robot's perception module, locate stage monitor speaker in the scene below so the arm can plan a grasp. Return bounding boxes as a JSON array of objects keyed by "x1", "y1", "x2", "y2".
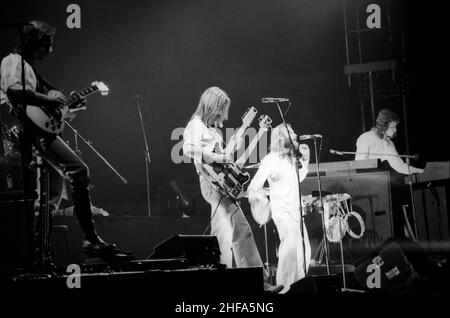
[
  {"x1": 353, "y1": 239, "x2": 430, "y2": 293},
  {"x1": 148, "y1": 235, "x2": 221, "y2": 266},
  {"x1": 287, "y1": 274, "x2": 340, "y2": 294}
]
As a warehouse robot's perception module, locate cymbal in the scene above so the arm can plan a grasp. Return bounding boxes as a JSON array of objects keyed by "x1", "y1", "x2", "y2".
[{"x1": 323, "y1": 193, "x2": 351, "y2": 202}]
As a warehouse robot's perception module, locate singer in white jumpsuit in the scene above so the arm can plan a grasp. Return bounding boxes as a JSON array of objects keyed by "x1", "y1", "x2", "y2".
[{"x1": 248, "y1": 123, "x2": 311, "y2": 293}]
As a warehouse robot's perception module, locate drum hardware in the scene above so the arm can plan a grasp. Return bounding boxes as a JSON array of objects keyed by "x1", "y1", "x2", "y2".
[{"x1": 315, "y1": 192, "x2": 365, "y2": 290}]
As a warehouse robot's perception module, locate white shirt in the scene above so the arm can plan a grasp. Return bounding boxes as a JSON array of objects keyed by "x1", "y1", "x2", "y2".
[
  {"x1": 355, "y1": 129, "x2": 421, "y2": 175},
  {"x1": 0, "y1": 53, "x2": 37, "y2": 105},
  {"x1": 248, "y1": 152, "x2": 309, "y2": 222},
  {"x1": 182, "y1": 116, "x2": 223, "y2": 175}
]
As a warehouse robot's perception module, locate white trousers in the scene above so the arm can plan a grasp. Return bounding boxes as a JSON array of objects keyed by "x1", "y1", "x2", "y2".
[
  {"x1": 273, "y1": 215, "x2": 311, "y2": 294},
  {"x1": 200, "y1": 176, "x2": 263, "y2": 268}
]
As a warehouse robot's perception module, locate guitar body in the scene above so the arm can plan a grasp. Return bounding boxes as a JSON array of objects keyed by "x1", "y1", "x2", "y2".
[
  {"x1": 201, "y1": 112, "x2": 272, "y2": 204},
  {"x1": 25, "y1": 81, "x2": 109, "y2": 134},
  {"x1": 26, "y1": 90, "x2": 69, "y2": 134},
  {"x1": 250, "y1": 194, "x2": 271, "y2": 226},
  {"x1": 204, "y1": 162, "x2": 251, "y2": 203}
]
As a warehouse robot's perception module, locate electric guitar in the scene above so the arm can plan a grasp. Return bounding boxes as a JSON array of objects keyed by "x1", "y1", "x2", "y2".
[
  {"x1": 26, "y1": 81, "x2": 109, "y2": 134},
  {"x1": 203, "y1": 114, "x2": 272, "y2": 203}
]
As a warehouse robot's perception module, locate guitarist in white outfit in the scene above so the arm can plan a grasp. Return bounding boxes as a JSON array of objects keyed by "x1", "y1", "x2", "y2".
[
  {"x1": 0, "y1": 21, "x2": 117, "y2": 260},
  {"x1": 182, "y1": 87, "x2": 282, "y2": 293}
]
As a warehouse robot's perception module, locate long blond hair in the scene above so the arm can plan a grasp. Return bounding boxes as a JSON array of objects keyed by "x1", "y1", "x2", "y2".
[
  {"x1": 192, "y1": 87, "x2": 230, "y2": 127},
  {"x1": 270, "y1": 123, "x2": 295, "y2": 158}
]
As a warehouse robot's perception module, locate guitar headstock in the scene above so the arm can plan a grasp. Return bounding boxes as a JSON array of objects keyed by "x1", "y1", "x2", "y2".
[
  {"x1": 258, "y1": 115, "x2": 272, "y2": 131},
  {"x1": 92, "y1": 81, "x2": 109, "y2": 96},
  {"x1": 241, "y1": 107, "x2": 258, "y2": 128}
]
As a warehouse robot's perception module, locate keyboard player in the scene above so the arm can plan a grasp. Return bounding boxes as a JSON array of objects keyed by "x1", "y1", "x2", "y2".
[
  {"x1": 355, "y1": 109, "x2": 424, "y2": 175},
  {"x1": 355, "y1": 109, "x2": 424, "y2": 239}
]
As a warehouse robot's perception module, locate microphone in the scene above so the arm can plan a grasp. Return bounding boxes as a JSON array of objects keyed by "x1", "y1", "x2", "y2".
[
  {"x1": 299, "y1": 134, "x2": 322, "y2": 140},
  {"x1": 329, "y1": 149, "x2": 343, "y2": 155},
  {"x1": 261, "y1": 97, "x2": 289, "y2": 103}
]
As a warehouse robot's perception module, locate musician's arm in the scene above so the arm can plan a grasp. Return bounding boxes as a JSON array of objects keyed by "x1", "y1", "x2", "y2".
[
  {"x1": 182, "y1": 120, "x2": 231, "y2": 164},
  {"x1": 385, "y1": 144, "x2": 424, "y2": 175},
  {"x1": 248, "y1": 155, "x2": 272, "y2": 201},
  {"x1": 6, "y1": 88, "x2": 64, "y2": 108},
  {"x1": 298, "y1": 144, "x2": 310, "y2": 182},
  {"x1": 1, "y1": 54, "x2": 66, "y2": 108},
  {"x1": 227, "y1": 134, "x2": 244, "y2": 154},
  {"x1": 298, "y1": 157, "x2": 310, "y2": 182},
  {"x1": 355, "y1": 134, "x2": 369, "y2": 160}
]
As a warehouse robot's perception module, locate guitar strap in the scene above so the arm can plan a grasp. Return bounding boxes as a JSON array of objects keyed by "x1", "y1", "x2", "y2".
[{"x1": 32, "y1": 65, "x2": 58, "y2": 94}]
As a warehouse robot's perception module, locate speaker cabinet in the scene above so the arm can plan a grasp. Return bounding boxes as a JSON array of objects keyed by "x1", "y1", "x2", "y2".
[
  {"x1": 288, "y1": 274, "x2": 340, "y2": 294},
  {"x1": 148, "y1": 235, "x2": 221, "y2": 266},
  {"x1": 353, "y1": 239, "x2": 432, "y2": 293}
]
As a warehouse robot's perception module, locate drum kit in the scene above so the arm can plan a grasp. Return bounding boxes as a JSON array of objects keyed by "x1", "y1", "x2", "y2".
[
  {"x1": 243, "y1": 162, "x2": 366, "y2": 243},
  {"x1": 243, "y1": 132, "x2": 365, "y2": 291},
  {"x1": 299, "y1": 193, "x2": 365, "y2": 242}
]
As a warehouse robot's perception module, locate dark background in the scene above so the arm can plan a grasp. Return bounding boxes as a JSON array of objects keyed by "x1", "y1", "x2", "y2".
[{"x1": 1, "y1": 0, "x2": 446, "y2": 216}]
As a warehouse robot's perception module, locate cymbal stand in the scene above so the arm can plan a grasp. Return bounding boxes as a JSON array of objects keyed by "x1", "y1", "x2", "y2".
[{"x1": 311, "y1": 137, "x2": 330, "y2": 274}]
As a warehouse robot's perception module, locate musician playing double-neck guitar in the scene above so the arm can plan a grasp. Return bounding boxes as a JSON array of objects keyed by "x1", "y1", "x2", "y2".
[
  {"x1": 182, "y1": 87, "x2": 281, "y2": 292},
  {"x1": 0, "y1": 20, "x2": 117, "y2": 259}
]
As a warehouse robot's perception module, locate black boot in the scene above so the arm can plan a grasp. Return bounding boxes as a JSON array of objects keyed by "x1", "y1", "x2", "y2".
[{"x1": 82, "y1": 234, "x2": 118, "y2": 256}]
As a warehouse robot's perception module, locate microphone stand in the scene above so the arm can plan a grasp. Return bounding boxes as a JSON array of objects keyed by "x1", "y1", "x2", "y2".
[
  {"x1": 405, "y1": 158, "x2": 419, "y2": 242},
  {"x1": 312, "y1": 137, "x2": 331, "y2": 275},
  {"x1": 274, "y1": 102, "x2": 308, "y2": 277},
  {"x1": 330, "y1": 150, "x2": 419, "y2": 160},
  {"x1": 64, "y1": 121, "x2": 128, "y2": 185},
  {"x1": 133, "y1": 95, "x2": 152, "y2": 217}
]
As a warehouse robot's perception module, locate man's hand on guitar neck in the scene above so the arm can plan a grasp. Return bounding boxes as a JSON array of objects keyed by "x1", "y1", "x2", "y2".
[
  {"x1": 70, "y1": 91, "x2": 88, "y2": 108},
  {"x1": 232, "y1": 135, "x2": 244, "y2": 152},
  {"x1": 205, "y1": 152, "x2": 233, "y2": 164}
]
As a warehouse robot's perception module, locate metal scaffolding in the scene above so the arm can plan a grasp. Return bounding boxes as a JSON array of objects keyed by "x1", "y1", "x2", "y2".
[{"x1": 342, "y1": 0, "x2": 410, "y2": 155}]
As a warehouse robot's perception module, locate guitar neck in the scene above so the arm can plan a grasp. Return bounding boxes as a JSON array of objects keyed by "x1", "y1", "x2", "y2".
[
  {"x1": 235, "y1": 128, "x2": 267, "y2": 169},
  {"x1": 66, "y1": 85, "x2": 98, "y2": 108},
  {"x1": 224, "y1": 124, "x2": 248, "y2": 156}
]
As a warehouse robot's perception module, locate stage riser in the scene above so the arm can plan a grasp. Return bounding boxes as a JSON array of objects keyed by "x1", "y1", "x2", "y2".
[{"x1": 8, "y1": 267, "x2": 264, "y2": 295}]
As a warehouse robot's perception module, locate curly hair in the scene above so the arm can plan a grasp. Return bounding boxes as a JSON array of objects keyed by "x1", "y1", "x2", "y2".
[
  {"x1": 16, "y1": 21, "x2": 56, "y2": 58},
  {"x1": 374, "y1": 109, "x2": 399, "y2": 138}
]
